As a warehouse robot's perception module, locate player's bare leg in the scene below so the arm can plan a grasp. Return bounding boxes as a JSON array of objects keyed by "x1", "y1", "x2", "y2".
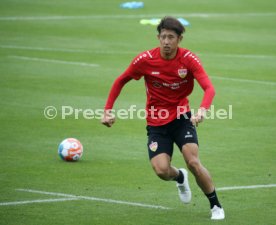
[
  {"x1": 150, "y1": 153, "x2": 178, "y2": 180},
  {"x1": 150, "y1": 153, "x2": 192, "y2": 203},
  {"x1": 182, "y1": 143, "x2": 225, "y2": 220},
  {"x1": 182, "y1": 143, "x2": 214, "y2": 193}
]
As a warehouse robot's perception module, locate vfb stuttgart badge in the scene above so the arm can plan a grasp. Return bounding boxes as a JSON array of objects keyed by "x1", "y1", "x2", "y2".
[
  {"x1": 149, "y1": 141, "x2": 158, "y2": 152},
  {"x1": 178, "y1": 68, "x2": 188, "y2": 78}
]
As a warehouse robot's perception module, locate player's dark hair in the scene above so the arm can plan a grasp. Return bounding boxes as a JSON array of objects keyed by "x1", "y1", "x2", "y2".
[{"x1": 157, "y1": 16, "x2": 185, "y2": 36}]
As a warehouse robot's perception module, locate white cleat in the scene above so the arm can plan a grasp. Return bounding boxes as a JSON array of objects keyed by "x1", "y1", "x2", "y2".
[
  {"x1": 176, "y1": 168, "x2": 191, "y2": 204},
  {"x1": 211, "y1": 205, "x2": 225, "y2": 220}
]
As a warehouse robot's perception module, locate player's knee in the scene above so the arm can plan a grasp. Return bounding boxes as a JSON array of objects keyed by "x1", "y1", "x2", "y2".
[
  {"x1": 186, "y1": 158, "x2": 201, "y2": 174},
  {"x1": 152, "y1": 165, "x2": 170, "y2": 181}
]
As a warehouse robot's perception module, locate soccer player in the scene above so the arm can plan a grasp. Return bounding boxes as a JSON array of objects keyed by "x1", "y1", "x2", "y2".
[{"x1": 101, "y1": 16, "x2": 225, "y2": 220}]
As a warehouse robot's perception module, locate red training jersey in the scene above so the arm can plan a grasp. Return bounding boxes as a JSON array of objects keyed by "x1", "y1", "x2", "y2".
[{"x1": 104, "y1": 47, "x2": 215, "y2": 126}]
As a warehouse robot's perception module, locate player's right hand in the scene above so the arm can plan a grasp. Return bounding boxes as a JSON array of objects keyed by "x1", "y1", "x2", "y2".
[{"x1": 101, "y1": 110, "x2": 115, "y2": 127}]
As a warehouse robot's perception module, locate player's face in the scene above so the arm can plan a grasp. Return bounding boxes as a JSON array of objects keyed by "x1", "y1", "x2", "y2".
[{"x1": 158, "y1": 29, "x2": 182, "y2": 59}]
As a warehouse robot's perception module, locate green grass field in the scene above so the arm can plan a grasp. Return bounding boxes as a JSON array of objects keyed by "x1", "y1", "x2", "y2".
[{"x1": 1, "y1": 0, "x2": 276, "y2": 224}]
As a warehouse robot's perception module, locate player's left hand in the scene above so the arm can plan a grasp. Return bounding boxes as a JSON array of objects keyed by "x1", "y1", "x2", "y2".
[{"x1": 191, "y1": 108, "x2": 206, "y2": 127}]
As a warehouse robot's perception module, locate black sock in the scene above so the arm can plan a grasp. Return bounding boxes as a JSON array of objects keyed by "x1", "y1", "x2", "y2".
[
  {"x1": 173, "y1": 170, "x2": 184, "y2": 183},
  {"x1": 205, "y1": 189, "x2": 221, "y2": 209}
]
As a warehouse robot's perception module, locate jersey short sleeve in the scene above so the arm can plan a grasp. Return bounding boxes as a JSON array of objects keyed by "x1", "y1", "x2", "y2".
[
  {"x1": 183, "y1": 51, "x2": 210, "y2": 83},
  {"x1": 183, "y1": 51, "x2": 204, "y2": 74},
  {"x1": 122, "y1": 52, "x2": 150, "y2": 80}
]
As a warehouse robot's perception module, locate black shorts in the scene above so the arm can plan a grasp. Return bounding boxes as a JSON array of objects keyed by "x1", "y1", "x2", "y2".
[{"x1": 146, "y1": 112, "x2": 198, "y2": 159}]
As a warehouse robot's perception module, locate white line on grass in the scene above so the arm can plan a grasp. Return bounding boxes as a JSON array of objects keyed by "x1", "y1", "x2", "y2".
[
  {"x1": 0, "y1": 198, "x2": 79, "y2": 206},
  {"x1": 15, "y1": 189, "x2": 170, "y2": 210},
  {"x1": 1, "y1": 184, "x2": 275, "y2": 207},
  {"x1": 0, "y1": 13, "x2": 275, "y2": 21},
  {"x1": 211, "y1": 76, "x2": 276, "y2": 86},
  {"x1": 9, "y1": 56, "x2": 99, "y2": 67},
  {"x1": 0, "y1": 45, "x2": 136, "y2": 55},
  {"x1": 217, "y1": 184, "x2": 276, "y2": 191},
  {"x1": 2, "y1": 44, "x2": 276, "y2": 59},
  {"x1": 204, "y1": 53, "x2": 276, "y2": 60},
  {"x1": 1, "y1": 45, "x2": 91, "y2": 53}
]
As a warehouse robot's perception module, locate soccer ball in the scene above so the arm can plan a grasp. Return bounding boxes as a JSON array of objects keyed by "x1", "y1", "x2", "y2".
[{"x1": 58, "y1": 138, "x2": 83, "y2": 161}]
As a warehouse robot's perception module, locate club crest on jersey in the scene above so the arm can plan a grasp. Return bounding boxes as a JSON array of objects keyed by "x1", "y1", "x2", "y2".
[
  {"x1": 149, "y1": 141, "x2": 158, "y2": 152},
  {"x1": 178, "y1": 68, "x2": 188, "y2": 78}
]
